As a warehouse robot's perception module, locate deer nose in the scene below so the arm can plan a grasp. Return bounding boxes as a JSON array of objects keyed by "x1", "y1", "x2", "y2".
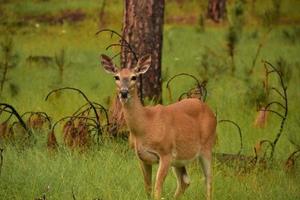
[{"x1": 120, "y1": 89, "x2": 129, "y2": 99}]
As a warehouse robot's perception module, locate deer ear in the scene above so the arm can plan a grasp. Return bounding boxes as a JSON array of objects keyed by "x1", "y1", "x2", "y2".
[
  {"x1": 100, "y1": 54, "x2": 118, "y2": 74},
  {"x1": 134, "y1": 55, "x2": 151, "y2": 75}
]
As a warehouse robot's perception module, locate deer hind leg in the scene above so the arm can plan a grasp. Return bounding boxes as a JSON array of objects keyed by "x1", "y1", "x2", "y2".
[
  {"x1": 173, "y1": 166, "x2": 190, "y2": 199},
  {"x1": 154, "y1": 155, "x2": 171, "y2": 200},
  {"x1": 139, "y1": 161, "x2": 152, "y2": 198},
  {"x1": 199, "y1": 152, "x2": 212, "y2": 200}
]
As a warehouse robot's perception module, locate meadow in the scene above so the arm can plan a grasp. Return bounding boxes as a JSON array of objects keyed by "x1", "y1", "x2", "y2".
[{"x1": 0, "y1": 0, "x2": 300, "y2": 199}]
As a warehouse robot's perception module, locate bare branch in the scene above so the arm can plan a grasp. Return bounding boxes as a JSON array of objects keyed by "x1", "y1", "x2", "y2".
[
  {"x1": 271, "y1": 87, "x2": 285, "y2": 99},
  {"x1": 0, "y1": 148, "x2": 3, "y2": 175},
  {"x1": 96, "y1": 29, "x2": 138, "y2": 61},
  {"x1": 218, "y1": 119, "x2": 243, "y2": 155},
  {"x1": 178, "y1": 92, "x2": 188, "y2": 101},
  {"x1": 264, "y1": 101, "x2": 286, "y2": 110},
  {"x1": 264, "y1": 109, "x2": 285, "y2": 119},
  {"x1": 51, "y1": 116, "x2": 98, "y2": 134},
  {"x1": 0, "y1": 103, "x2": 29, "y2": 134},
  {"x1": 166, "y1": 73, "x2": 207, "y2": 102},
  {"x1": 45, "y1": 87, "x2": 101, "y2": 135},
  {"x1": 105, "y1": 43, "x2": 127, "y2": 51}
]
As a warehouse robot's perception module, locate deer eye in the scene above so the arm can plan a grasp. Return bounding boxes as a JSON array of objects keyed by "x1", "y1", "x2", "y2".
[
  {"x1": 114, "y1": 76, "x2": 120, "y2": 81},
  {"x1": 131, "y1": 76, "x2": 137, "y2": 81}
]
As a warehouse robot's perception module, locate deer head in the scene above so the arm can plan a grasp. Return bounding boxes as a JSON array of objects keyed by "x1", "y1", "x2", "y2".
[{"x1": 100, "y1": 54, "x2": 151, "y2": 103}]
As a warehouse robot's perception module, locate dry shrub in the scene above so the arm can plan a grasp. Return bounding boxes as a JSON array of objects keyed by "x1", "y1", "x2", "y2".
[
  {"x1": 9, "y1": 122, "x2": 27, "y2": 139},
  {"x1": 63, "y1": 118, "x2": 90, "y2": 149},
  {"x1": 24, "y1": 9, "x2": 86, "y2": 25},
  {"x1": 27, "y1": 113, "x2": 47, "y2": 131},
  {"x1": 284, "y1": 150, "x2": 300, "y2": 173},
  {"x1": 107, "y1": 96, "x2": 127, "y2": 137},
  {"x1": 253, "y1": 140, "x2": 272, "y2": 168},
  {"x1": 0, "y1": 122, "x2": 9, "y2": 138},
  {"x1": 285, "y1": 158, "x2": 295, "y2": 172},
  {"x1": 47, "y1": 130, "x2": 58, "y2": 150},
  {"x1": 254, "y1": 107, "x2": 269, "y2": 128}
]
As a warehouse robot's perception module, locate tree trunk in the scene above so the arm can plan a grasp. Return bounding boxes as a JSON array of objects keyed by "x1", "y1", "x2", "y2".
[
  {"x1": 99, "y1": 0, "x2": 107, "y2": 28},
  {"x1": 207, "y1": 0, "x2": 227, "y2": 23},
  {"x1": 108, "y1": 0, "x2": 164, "y2": 136},
  {"x1": 121, "y1": 0, "x2": 164, "y2": 103}
]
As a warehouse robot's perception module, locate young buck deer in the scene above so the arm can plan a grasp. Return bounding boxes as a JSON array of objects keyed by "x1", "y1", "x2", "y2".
[{"x1": 100, "y1": 54, "x2": 217, "y2": 200}]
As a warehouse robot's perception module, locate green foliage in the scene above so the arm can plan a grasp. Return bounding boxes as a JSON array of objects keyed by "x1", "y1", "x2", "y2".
[
  {"x1": 197, "y1": 50, "x2": 227, "y2": 82},
  {"x1": 261, "y1": 0, "x2": 282, "y2": 27},
  {"x1": 197, "y1": 13, "x2": 205, "y2": 33},
  {"x1": 281, "y1": 27, "x2": 300, "y2": 44},
  {"x1": 0, "y1": 141, "x2": 299, "y2": 200},
  {"x1": 226, "y1": 0, "x2": 247, "y2": 74},
  {"x1": 276, "y1": 57, "x2": 292, "y2": 84},
  {"x1": 54, "y1": 48, "x2": 68, "y2": 84},
  {"x1": 245, "y1": 82, "x2": 268, "y2": 108},
  {"x1": 8, "y1": 82, "x2": 19, "y2": 97},
  {"x1": 229, "y1": 0, "x2": 246, "y2": 32}
]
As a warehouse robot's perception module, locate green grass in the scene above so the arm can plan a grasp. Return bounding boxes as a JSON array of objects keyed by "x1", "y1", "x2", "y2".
[
  {"x1": 1, "y1": 140, "x2": 299, "y2": 200},
  {"x1": 1, "y1": 0, "x2": 300, "y2": 199}
]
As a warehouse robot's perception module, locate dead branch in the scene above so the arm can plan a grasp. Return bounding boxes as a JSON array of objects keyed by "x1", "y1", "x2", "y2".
[
  {"x1": 22, "y1": 111, "x2": 52, "y2": 130},
  {"x1": 214, "y1": 152, "x2": 257, "y2": 172},
  {"x1": 0, "y1": 148, "x2": 3, "y2": 175},
  {"x1": 96, "y1": 29, "x2": 138, "y2": 61},
  {"x1": 254, "y1": 139, "x2": 274, "y2": 161},
  {"x1": 96, "y1": 29, "x2": 143, "y2": 102},
  {"x1": 45, "y1": 87, "x2": 101, "y2": 136},
  {"x1": 71, "y1": 102, "x2": 109, "y2": 128},
  {"x1": 166, "y1": 73, "x2": 207, "y2": 102},
  {"x1": 249, "y1": 28, "x2": 272, "y2": 74},
  {"x1": 0, "y1": 103, "x2": 30, "y2": 135},
  {"x1": 0, "y1": 107, "x2": 13, "y2": 123},
  {"x1": 105, "y1": 43, "x2": 128, "y2": 51},
  {"x1": 270, "y1": 87, "x2": 285, "y2": 99},
  {"x1": 264, "y1": 101, "x2": 286, "y2": 110},
  {"x1": 285, "y1": 149, "x2": 300, "y2": 172},
  {"x1": 218, "y1": 119, "x2": 243, "y2": 155},
  {"x1": 262, "y1": 60, "x2": 288, "y2": 158},
  {"x1": 263, "y1": 109, "x2": 285, "y2": 119},
  {"x1": 51, "y1": 116, "x2": 97, "y2": 134}
]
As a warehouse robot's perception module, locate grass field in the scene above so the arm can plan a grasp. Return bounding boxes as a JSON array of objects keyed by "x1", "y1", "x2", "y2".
[{"x1": 0, "y1": 0, "x2": 300, "y2": 199}]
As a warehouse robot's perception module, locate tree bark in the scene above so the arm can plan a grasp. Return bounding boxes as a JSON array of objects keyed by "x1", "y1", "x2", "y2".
[
  {"x1": 99, "y1": 0, "x2": 107, "y2": 28},
  {"x1": 108, "y1": 0, "x2": 164, "y2": 136},
  {"x1": 121, "y1": 0, "x2": 164, "y2": 103},
  {"x1": 207, "y1": 0, "x2": 227, "y2": 23}
]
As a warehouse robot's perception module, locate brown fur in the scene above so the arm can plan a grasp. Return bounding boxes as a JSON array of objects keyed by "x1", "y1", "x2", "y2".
[{"x1": 101, "y1": 54, "x2": 217, "y2": 200}]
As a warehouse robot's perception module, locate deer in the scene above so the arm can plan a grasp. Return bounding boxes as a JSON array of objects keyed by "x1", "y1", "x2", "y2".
[{"x1": 100, "y1": 54, "x2": 217, "y2": 200}]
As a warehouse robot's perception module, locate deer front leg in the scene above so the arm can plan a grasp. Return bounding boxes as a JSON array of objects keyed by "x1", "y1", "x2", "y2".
[
  {"x1": 139, "y1": 161, "x2": 152, "y2": 198},
  {"x1": 154, "y1": 155, "x2": 171, "y2": 200}
]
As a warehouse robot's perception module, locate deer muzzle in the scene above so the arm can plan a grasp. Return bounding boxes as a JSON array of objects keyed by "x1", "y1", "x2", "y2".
[{"x1": 120, "y1": 89, "x2": 129, "y2": 99}]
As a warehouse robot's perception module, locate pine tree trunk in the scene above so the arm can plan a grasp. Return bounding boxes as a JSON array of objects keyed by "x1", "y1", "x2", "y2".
[
  {"x1": 121, "y1": 0, "x2": 164, "y2": 103},
  {"x1": 207, "y1": 0, "x2": 227, "y2": 23},
  {"x1": 108, "y1": 0, "x2": 164, "y2": 136}
]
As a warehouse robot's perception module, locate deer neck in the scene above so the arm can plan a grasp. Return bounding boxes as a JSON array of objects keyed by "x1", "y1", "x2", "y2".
[{"x1": 121, "y1": 87, "x2": 146, "y2": 136}]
